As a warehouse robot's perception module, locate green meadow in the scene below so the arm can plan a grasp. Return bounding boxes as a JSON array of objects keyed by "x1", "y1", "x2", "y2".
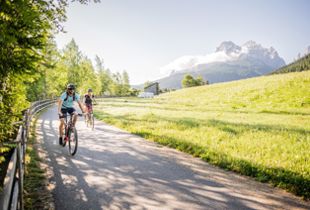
[{"x1": 94, "y1": 71, "x2": 310, "y2": 199}]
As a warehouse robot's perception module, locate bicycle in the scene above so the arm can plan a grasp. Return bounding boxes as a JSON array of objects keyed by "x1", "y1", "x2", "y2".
[
  {"x1": 85, "y1": 105, "x2": 95, "y2": 130},
  {"x1": 60, "y1": 113, "x2": 83, "y2": 156}
]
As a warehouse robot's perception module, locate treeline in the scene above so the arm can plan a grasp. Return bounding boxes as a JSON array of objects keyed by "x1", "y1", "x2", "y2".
[
  {"x1": 27, "y1": 39, "x2": 132, "y2": 101},
  {"x1": 272, "y1": 53, "x2": 310, "y2": 74},
  {"x1": 182, "y1": 74, "x2": 208, "y2": 88},
  {"x1": 1, "y1": 0, "x2": 65, "y2": 143},
  {"x1": 0, "y1": 0, "x2": 126, "y2": 143}
]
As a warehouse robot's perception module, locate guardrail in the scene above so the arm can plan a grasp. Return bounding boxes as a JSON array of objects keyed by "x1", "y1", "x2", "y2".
[{"x1": 0, "y1": 99, "x2": 57, "y2": 210}]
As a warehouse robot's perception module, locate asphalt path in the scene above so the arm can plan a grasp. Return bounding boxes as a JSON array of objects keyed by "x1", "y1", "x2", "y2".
[{"x1": 35, "y1": 105, "x2": 310, "y2": 210}]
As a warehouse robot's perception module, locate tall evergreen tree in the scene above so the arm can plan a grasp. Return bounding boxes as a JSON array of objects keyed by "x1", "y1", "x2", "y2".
[
  {"x1": 95, "y1": 55, "x2": 112, "y2": 95},
  {"x1": 122, "y1": 70, "x2": 130, "y2": 95}
]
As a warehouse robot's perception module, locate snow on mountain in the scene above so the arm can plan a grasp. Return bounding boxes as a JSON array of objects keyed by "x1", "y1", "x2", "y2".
[
  {"x1": 160, "y1": 41, "x2": 286, "y2": 75},
  {"x1": 215, "y1": 41, "x2": 241, "y2": 54}
]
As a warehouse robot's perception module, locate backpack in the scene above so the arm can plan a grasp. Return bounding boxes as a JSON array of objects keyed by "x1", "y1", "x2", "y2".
[
  {"x1": 64, "y1": 92, "x2": 76, "y2": 101},
  {"x1": 84, "y1": 94, "x2": 92, "y2": 104}
]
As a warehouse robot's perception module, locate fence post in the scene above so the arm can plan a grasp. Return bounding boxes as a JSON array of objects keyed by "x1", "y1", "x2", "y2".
[{"x1": 16, "y1": 140, "x2": 24, "y2": 210}]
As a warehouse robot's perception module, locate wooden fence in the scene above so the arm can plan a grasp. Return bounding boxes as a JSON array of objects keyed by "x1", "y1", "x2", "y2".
[{"x1": 0, "y1": 99, "x2": 57, "y2": 210}]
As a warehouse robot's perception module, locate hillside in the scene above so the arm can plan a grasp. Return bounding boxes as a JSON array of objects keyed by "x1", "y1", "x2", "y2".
[
  {"x1": 136, "y1": 41, "x2": 286, "y2": 90},
  {"x1": 95, "y1": 71, "x2": 310, "y2": 199},
  {"x1": 154, "y1": 59, "x2": 275, "y2": 89},
  {"x1": 158, "y1": 70, "x2": 310, "y2": 113},
  {"x1": 272, "y1": 53, "x2": 310, "y2": 74}
]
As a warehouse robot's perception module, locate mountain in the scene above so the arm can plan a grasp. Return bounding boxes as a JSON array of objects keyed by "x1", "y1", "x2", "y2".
[
  {"x1": 272, "y1": 52, "x2": 310, "y2": 74},
  {"x1": 143, "y1": 41, "x2": 286, "y2": 90}
]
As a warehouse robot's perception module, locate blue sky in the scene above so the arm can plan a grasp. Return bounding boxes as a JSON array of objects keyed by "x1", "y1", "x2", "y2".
[{"x1": 55, "y1": 0, "x2": 310, "y2": 84}]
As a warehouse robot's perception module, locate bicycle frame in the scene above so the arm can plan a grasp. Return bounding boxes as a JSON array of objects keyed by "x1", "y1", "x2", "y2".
[
  {"x1": 63, "y1": 114, "x2": 74, "y2": 143},
  {"x1": 84, "y1": 105, "x2": 95, "y2": 130},
  {"x1": 60, "y1": 113, "x2": 82, "y2": 155}
]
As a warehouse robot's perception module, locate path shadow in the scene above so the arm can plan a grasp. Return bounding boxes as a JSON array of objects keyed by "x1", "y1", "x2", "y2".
[{"x1": 37, "y1": 106, "x2": 310, "y2": 209}]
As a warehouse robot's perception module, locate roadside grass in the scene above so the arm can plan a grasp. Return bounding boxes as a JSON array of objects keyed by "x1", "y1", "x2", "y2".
[
  {"x1": 24, "y1": 117, "x2": 52, "y2": 210},
  {"x1": 94, "y1": 71, "x2": 310, "y2": 200}
]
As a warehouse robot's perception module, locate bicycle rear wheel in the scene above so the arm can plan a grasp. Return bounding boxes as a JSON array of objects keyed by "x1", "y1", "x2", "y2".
[
  {"x1": 68, "y1": 127, "x2": 78, "y2": 156},
  {"x1": 86, "y1": 114, "x2": 90, "y2": 127},
  {"x1": 84, "y1": 114, "x2": 88, "y2": 126},
  {"x1": 91, "y1": 114, "x2": 94, "y2": 130}
]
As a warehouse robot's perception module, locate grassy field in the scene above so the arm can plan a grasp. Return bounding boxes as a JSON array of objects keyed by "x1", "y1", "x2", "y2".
[{"x1": 94, "y1": 71, "x2": 310, "y2": 199}]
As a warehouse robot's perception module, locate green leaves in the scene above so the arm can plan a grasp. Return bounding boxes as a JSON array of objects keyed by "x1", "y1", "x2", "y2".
[
  {"x1": 0, "y1": 0, "x2": 103, "y2": 143},
  {"x1": 182, "y1": 74, "x2": 207, "y2": 88},
  {"x1": 0, "y1": 0, "x2": 67, "y2": 142}
]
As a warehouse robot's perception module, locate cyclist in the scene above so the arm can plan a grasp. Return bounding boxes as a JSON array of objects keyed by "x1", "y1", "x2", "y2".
[
  {"x1": 84, "y1": 88, "x2": 95, "y2": 116},
  {"x1": 58, "y1": 84, "x2": 85, "y2": 145}
]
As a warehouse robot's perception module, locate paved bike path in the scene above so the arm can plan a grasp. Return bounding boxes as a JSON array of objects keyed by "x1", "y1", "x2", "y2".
[{"x1": 36, "y1": 105, "x2": 310, "y2": 210}]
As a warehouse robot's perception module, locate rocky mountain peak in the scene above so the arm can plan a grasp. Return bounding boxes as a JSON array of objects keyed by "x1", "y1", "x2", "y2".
[
  {"x1": 242, "y1": 40, "x2": 262, "y2": 49},
  {"x1": 216, "y1": 41, "x2": 241, "y2": 54}
]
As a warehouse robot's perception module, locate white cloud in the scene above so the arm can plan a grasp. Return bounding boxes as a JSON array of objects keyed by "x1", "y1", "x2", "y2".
[
  {"x1": 159, "y1": 51, "x2": 235, "y2": 76},
  {"x1": 159, "y1": 41, "x2": 284, "y2": 77}
]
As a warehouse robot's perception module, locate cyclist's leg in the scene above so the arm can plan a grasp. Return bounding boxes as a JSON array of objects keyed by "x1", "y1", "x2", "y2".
[
  {"x1": 85, "y1": 104, "x2": 91, "y2": 121},
  {"x1": 73, "y1": 114, "x2": 78, "y2": 127},
  {"x1": 88, "y1": 104, "x2": 93, "y2": 113},
  {"x1": 59, "y1": 108, "x2": 67, "y2": 136},
  {"x1": 59, "y1": 119, "x2": 65, "y2": 136},
  {"x1": 59, "y1": 108, "x2": 67, "y2": 144}
]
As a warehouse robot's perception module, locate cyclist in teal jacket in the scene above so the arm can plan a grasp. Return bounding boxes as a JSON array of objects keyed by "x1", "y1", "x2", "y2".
[{"x1": 58, "y1": 84, "x2": 85, "y2": 145}]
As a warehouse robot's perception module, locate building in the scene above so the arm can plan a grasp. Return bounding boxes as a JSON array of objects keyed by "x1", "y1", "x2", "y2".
[{"x1": 144, "y1": 82, "x2": 159, "y2": 95}]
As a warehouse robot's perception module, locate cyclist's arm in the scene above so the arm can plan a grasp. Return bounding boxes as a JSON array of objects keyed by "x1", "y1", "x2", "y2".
[
  {"x1": 92, "y1": 95, "x2": 97, "y2": 105},
  {"x1": 58, "y1": 99, "x2": 63, "y2": 116},
  {"x1": 77, "y1": 100, "x2": 86, "y2": 113}
]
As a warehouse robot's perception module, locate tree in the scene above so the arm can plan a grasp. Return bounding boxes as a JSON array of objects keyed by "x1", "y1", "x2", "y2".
[
  {"x1": 47, "y1": 41, "x2": 102, "y2": 96},
  {"x1": 129, "y1": 88, "x2": 140, "y2": 96},
  {"x1": 0, "y1": 0, "x2": 67, "y2": 142},
  {"x1": 121, "y1": 70, "x2": 130, "y2": 95},
  {"x1": 182, "y1": 74, "x2": 196, "y2": 88},
  {"x1": 0, "y1": 0, "x2": 99, "y2": 150},
  {"x1": 95, "y1": 55, "x2": 112, "y2": 95},
  {"x1": 110, "y1": 72, "x2": 122, "y2": 96},
  {"x1": 108, "y1": 71, "x2": 132, "y2": 96},
  {"x1": 26, "y1": 40, "x2": 60, "y2": 101},
  {"x1": 95, "y1": 55, "x2": 104, "y2": 72},
  {"x1": 195, "y1": 75, "x2": 205, "y2": 86},
  {"x1": 78, "y1": 58, "x2": 101, "y2": 94},
  {"x1": 63, "y1": 39, "x2": 83, "y2": 87},
  {"x1": 182, "y1": 74, "x2": 207, "y2": 88}
]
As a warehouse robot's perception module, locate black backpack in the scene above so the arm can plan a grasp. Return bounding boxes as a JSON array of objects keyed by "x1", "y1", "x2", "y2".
[{"x1": 64, "y1": 92, "x2": 76, "y2": 101}]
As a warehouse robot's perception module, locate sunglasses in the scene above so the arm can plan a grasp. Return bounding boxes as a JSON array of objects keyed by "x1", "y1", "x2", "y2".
[{"x1": 68, "y1": 88, "x2": 74, "y2": 91}]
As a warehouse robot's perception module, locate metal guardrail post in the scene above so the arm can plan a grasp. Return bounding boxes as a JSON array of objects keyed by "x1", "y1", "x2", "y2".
[{"x1": 16, "y1": 136, "x2": 23, "y2": 210}]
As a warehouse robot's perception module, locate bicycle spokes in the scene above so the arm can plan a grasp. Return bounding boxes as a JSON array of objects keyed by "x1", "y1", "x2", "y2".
[
  {"x1": 60, "y1": 114, "x2": 79, "y2": 156},
  {"x1": 68, "y1": 127, "x2": 78, "y2": 156}
]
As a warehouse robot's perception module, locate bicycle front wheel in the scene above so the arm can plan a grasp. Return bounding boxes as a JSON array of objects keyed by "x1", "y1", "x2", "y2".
[
  {"x1": 62, "y1": 128, "x2": 67, "y2": 147},
  {"x1": 68, "y1": 127, "x2": 78, "y2": 156}
]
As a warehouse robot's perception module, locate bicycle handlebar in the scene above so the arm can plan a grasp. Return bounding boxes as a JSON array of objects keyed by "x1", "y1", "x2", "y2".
[{"x1": 59, "y1": 113, "x2": 83, "y2": 118}]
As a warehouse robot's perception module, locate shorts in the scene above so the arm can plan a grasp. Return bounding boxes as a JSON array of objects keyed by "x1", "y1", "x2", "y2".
[{"x1": 59, "y1": 107, "x2": 76, "y2": 119}]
